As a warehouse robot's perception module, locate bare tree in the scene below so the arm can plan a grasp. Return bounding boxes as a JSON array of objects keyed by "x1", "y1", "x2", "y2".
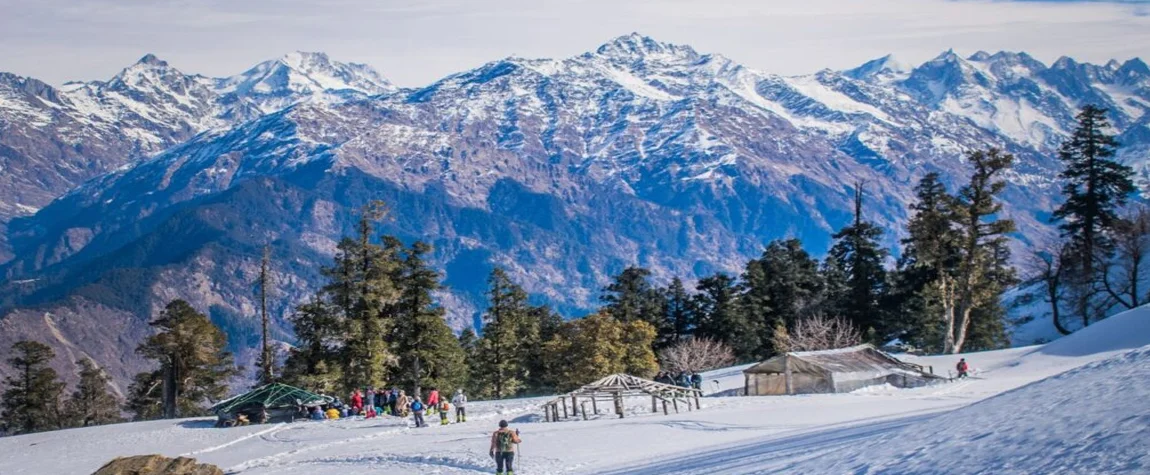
[
  {"x1": 1030, "y1": 243, "x2": 1072, "y2": 336},
  {"x1": 657, "y1": 337, "x2": 735, "y2": 374},
  {"x1": 777, "y1": 314, "x2": 863, "y2": 352},
  {"x1": 1102, "y1": 206, "x2": 1150, "y2": 310}
]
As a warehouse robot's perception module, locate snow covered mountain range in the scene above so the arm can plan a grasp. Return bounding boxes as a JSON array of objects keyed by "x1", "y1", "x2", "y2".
[
  {"x1": 0, "y1": 34, "x2": 1147, "y2": 390},
  {"x1": 0, "y1": 51, "x2": 392, "y2": 231}
]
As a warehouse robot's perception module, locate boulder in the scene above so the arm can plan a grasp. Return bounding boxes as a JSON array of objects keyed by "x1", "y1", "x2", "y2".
[{"x1": 92, "y1": 454, "x2": 223, "y2": 475}]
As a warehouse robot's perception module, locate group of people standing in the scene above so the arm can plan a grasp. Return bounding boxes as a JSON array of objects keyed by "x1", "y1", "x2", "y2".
[
  {"x1": 655, "y1": 371, "x2": 703, "y2": 390},
  {"x1": 309, "y1": 387, "x2": 469, "y2": 428}
]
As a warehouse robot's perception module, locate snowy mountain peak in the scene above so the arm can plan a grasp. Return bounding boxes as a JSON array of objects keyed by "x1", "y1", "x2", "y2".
[
  {"x1": 931, "y1": 49, "x2": 963, "y2": 64},
  {"x1": 1052, "y1": 56, "x2": 1079, "y2": 70},
  {"x1": 593, "y1": 33, "x2": 700, "y2": 63},
  {"x1": 845, "y1": 54, "x2": 911, "y2": 79},
  {"x1": 1119, "y1": 58, "x2": 1149, "y2": 77},
  {"x1": 969, "y1": 51, "x2": 993, "y2": 61},
  {"x1": 135, "y1": 53, "x2": 168, "y2": 68}
]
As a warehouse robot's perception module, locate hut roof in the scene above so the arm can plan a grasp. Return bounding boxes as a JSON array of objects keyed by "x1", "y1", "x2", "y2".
[
  {"x1": 544, "y1": 373, "x2": 700, "y2": 406},
  {"x1": 744, "y1": 344, "x2": 923, "y2": 376},
  {"x1": 210, "y1": 383, "x2": 330, "y2": 416}
]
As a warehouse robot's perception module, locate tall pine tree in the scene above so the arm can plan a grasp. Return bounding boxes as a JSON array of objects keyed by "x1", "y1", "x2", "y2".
[
  {"x1": 1051, "y1": 105, "x2": 1135, "y2": 327},
  {"x1": 742, "y1": 239, "x2": 824, "y2": 357},
  {"x1": 473, "y1": 268, "x2": 534, "y2": 399},
  {"x1": 134, "y1": 300, "x2": 237, "y2": 419},
  {"x1": 948, "y1": 149, "x2": 1017, "y2": 353},
  {"x1": 328, "y1": 202, "x2": 401, "y2": 391},
  {"x1": 600, "y1": 267, "x2": 667, "y2": 332},
  {"x1": 1053, "y1": 105, "x2": 1134, "y2": 273},
  {"x1": 890, "y1": 173, "x2": 961, "y2": 352},
  {"x1": 692, "y1": 273, "x2": 756, "y2": 361},
  {"x1": 1, "y1": 341, "x2": 64, "y2": 434},
  {"x1": 63, "y1": 359, "x2": 122, "y2": 428},
  {"x1": 388, "y1": 241, "x2": 467, "y2": 398},
  {"x1": 281, "y1": 298, "x2": 344, "y2": 394},
  {"x1": 826, "y1": 183, "x2": 888, "y2": 339},
  {"x1": 661, "y1": 277, "x2": 695, "y2": 347}
]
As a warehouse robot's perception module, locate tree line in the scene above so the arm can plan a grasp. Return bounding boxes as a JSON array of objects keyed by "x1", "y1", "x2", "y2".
[{"x1": 0, "y1": 104, "x2": 1138, "y2": 435}]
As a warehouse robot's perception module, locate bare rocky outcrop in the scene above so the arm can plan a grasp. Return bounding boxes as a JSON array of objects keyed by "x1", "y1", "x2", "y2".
[{"x1": 92, "y1": 455, "x2": 223, "y2": 475}]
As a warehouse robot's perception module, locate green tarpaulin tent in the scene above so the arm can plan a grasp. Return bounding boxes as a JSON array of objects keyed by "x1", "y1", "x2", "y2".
[{"x1": 211, "y1": 383, "x2": 330, "y2": 417}]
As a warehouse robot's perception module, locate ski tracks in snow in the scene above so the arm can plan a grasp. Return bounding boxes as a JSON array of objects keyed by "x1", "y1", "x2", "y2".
[
  {"x1": 598, "y1": 410, "x2": 947, "y2": 475},
  {"x1": 223, "y1": 422, "x2": 417, "y2": 473},
  {"x1": 182, "y1": 424, "x2": 288, "y2": 457}
]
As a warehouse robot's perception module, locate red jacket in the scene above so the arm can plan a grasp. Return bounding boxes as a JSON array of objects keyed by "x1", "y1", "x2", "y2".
[
  {"x1": 957, "y1": 362, "x2": 969, "y2": 372},
  {"x1": 427, "y1": 390, "x2": 440, "y2": 406},
  {"x1": 351, "y1": 392, "x2": 364, "y2": 409}
]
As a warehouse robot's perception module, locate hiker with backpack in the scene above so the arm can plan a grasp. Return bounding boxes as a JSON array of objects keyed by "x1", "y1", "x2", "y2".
[
  {"x1": 438, "y1": 399, "x2": 451, "y2": 425},
  {"x1": 452, "y1": 389, "x2": 468, "y2": 423},
  {"x1": 956, "y1": 358, "x2": 970, "y2": 379},
  {"x1": 410, "y1": 397, "x2": 427, "y2": 428},
  {"x1": 489, "y1": 420, "x2": 521, "y2": 475}
]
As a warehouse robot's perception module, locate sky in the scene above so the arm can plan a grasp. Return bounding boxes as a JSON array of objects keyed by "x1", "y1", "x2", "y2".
[{"x1": 1, "y1": 0, "x2": 1149, "y2": 87}]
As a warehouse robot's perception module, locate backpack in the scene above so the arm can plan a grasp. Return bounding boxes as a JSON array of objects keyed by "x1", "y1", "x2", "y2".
[
  {"x1": 411, "y1": 401, "x2": 424, "y2": 412},
  {"x1": 439, "y1": 401, "x2": 450, "y2": 412},
  {"x1": 497, "y1": 430, "x2": 515, "y2": 452}
]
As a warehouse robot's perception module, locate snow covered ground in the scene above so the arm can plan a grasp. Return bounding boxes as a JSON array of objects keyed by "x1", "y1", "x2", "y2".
[{"x1": 1, "y1": 307, "x2": 1147, "y2": 474}]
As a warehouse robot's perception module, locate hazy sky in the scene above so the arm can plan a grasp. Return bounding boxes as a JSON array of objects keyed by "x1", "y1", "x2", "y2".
[{"x1": 1, "y1": 0, "x2": 1148, "y2": 86}]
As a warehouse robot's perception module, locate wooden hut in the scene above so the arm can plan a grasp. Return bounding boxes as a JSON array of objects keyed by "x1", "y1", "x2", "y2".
[
  {"x1": 743, "y1": 344, "x2": 944, "y2": 396},
  {"x1": 542, "y1": 374, "x2": 702, "y2": 422}
]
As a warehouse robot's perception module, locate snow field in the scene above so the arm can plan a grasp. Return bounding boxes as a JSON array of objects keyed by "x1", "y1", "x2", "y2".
[{"x1": 1, "y1": 306, "x2": 1146, "y2": 474}]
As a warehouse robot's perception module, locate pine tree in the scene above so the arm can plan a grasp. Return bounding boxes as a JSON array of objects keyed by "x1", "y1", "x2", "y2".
[
  {"x1": 1053, "y1": 105, "x2": 1135, "y2": 274},
  {"x1": 388, "y1": 241, "x2": 467, "y2": 398},
  {"x1": 540, "y1": 312, "x2": 657, "y2": 392},
  {"x1": 256, "y1": 245, "x2": 276, "y2": 386},
  {"x1": 135, "y1": 300, "x2": 238, "y2": 419},
  {"x1": 63, "y1": 359, "x2": 122, "y2": 428},
  {"x1": 890, "y1": 172, "x2": 961, "y2": 352},
  {"x1": 124, "y1": 371, "x2": 163, "y2": 421},
  {"x1": 826, "y1": 184, "x2": 888, "y2": 339},
  {"x1": 661, "y1": 277, "x2": 695, "y2": 347},
  {"x1": 328, "y1": 202, "x2": 401, "y2": 392},
  {"x1": 1, "y1": 341, "x2": 65, "y2": 434},
  {"x1": 281, "y1": 298, "x2": 343, "y2": 394},
  {"x1": 523, "y1": 304, "x2": 564, "y2": 393},
  {"x1": 472, "y1": 268, "x2": 534, "y2": 399},
  {"x1": 692, "y1": 273, "x2": 756, "y2": 361},
  {"x1": 741, "y1": 239, "x2": 824, "y2": 357},
  {"x1": 948, "y1": 149, "x2": 1017, "y2": 353},
  {"x1": 1051, "y1": 105, "x2": 1136, "y2": 327},
  {"x1": 600, "y1": 267, "x2": 667, "y2": 330}
]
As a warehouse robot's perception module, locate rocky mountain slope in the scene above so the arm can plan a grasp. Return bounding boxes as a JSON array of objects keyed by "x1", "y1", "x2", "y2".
[{"x1": 1, "y1": 34, "x2": 1147, "y2": 391}]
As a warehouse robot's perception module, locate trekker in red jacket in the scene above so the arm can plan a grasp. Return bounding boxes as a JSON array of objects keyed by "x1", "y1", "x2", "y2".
[{"x1": 956, "y1": 358, "x2": 970, "y2": 378}]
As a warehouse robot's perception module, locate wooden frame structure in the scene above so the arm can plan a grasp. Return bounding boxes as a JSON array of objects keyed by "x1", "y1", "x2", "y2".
[{"x1": 541, "y1": 374, "x2": 702, "y2": 422}]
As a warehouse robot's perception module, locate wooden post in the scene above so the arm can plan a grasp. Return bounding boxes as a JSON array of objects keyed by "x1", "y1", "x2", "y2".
[
  {"x1": 592, "y1": 397, "x2": 598, "y2": 414},
  {"x1": 561, "y1": 397, "x2": 568, "y2": 419},
  {"x1": 572, "y1": 395, "x2": 578, "y2": 416},
  {"x1": 614, "y1": 392, "x2": 624, "y2": 419},
  {"x1": 694, "y1": 391, "x2": 700, "y2": 410},
  {"x1": 580, "y1": 402, "x2": 588, "y2": 421},
  {"x1": 544, "y1": 405, "x2": 550, "y2": 422},
  {"x1": 651, "y1": 396, "x2": 658, "y2": 413},
  {"x1": 552, "y1": 404, "x2": 559, "y2": 422},
  {"x1": 784, "y1": 355, "x2": 794, "y2": 396},
  {"x1": 672, "y1": 398, "x2": 679, "y2": 413},
  {"x1": 662, "y1": 399, "x2": 668, "y2": 415}
]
